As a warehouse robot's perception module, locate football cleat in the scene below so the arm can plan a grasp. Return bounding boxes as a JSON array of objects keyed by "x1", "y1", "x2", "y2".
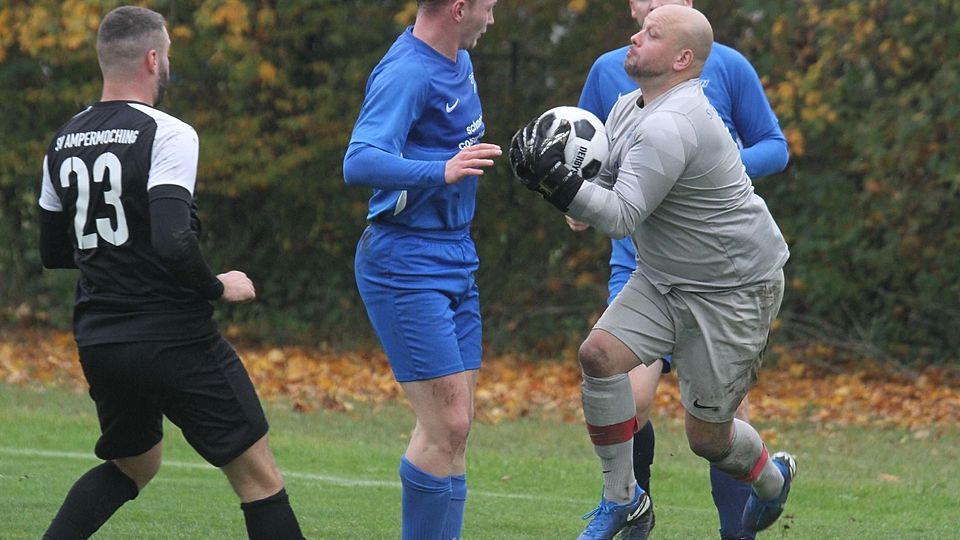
[
  {"x1": 616, "y1": 503, "x2": 655, "y2": 540},
  {"x1": 578, "y1": 486, "x2": 651, "y2": 540},
  {"x1": 741, "y1": 451, "x2": 797, "y2": 534}
]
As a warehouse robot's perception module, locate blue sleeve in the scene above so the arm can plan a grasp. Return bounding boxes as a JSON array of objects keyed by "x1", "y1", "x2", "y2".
[
  {"x1": 343, "y1": 142, "x2": 445, "y2": 189},
  {"x1": 578, "y1": 60, "x2": 608, "y2": 121},
  {"x1": 740, "y1": 137, "x2": 789, "y2": 179},
  {"x1": 344, "y1": 59, "x2": 446, "y2": 189},
  {"x1": 726, "y1": 53, "x2": 789, "y2": 179}
]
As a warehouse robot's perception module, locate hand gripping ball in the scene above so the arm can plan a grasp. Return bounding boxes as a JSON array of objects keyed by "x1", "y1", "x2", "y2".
[{"x1": 537, "y1": 106, "x2": 609, "y2": 180}]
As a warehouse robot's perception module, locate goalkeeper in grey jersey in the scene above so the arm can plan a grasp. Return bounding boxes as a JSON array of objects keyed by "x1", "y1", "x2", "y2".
[{"x1": 509, "y1": 5, "x2": 795, "y2": 539}]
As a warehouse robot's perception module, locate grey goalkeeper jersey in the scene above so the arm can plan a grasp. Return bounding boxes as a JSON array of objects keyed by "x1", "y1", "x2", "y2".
[{"x1": 568, "y1": 78, "x2": 789, "y2": 293}]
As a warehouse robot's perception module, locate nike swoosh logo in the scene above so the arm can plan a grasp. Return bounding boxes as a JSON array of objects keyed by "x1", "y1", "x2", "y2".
[
  {"x1": 445, "y1": 98, "x2": 460, "y2": 113},
  {"x1": 692, "y1": 399, "x2": 720, "y2": 410},
  {"x1": 626, "y1": 492, "x2": 651, "y2": 522}
]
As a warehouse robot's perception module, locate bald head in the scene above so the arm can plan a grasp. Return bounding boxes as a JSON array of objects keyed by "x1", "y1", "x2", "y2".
[
  {"x1": 649, "y1": 0, "x2": 693, "y2": 10},
  {"x1": 623, "y1": 4, "x2": 714, "y2": 101},
  {"x1": 647, "y1": 4, "x2": 712, "y2": 75},
  {"x1": 97, "y1": 6, "x2": 168, "y2": 79}
]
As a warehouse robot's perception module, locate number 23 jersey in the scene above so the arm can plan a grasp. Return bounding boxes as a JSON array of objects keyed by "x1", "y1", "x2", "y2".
[{"x1": 39, "y1": 100, "x2": 216, "y2": 346}]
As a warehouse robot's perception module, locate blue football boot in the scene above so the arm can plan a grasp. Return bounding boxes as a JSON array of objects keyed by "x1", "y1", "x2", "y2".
[
  {"x1": 577, "y1": 486, "x2": 652, "y2": 540},
  {"x1": 741, "y1": 451, "x2": 797, "y2": 534}
]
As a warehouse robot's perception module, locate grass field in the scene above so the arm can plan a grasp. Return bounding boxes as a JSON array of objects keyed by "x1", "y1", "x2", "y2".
[{"x1": 1, "y1": 381, "x2": 958, "y2": 539}]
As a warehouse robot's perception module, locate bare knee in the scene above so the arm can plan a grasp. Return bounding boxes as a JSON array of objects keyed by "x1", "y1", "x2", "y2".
[
  {"x1": 222, "y1": 436, "x2": 285, "y2": 503},
  {"x1": 687, "y1": 435, "x2": 728, "y2": 461},
  {"x1": 579, "y1": 330, "x2": 639, "y2": 377},
  {"x1": 578, "y1": 337, "x2": 612, "y2": 376},
  {"x1": 114, "y1": 441, "x2": 163, "y2": 491},
  {"x1": 439, "y1": 408, "x2": 473, "y2": 455},
  {"x1": 685, "y1": 415, "x2": 733, "y2": 462},
  {"x1": 402, "y1": 373, "x2": 476, "y2": 470}
]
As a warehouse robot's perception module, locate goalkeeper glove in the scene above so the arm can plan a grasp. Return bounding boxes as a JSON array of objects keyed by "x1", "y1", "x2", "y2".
[{"x1": 508, "y1": 112, "x2": 584, "y2": 212}]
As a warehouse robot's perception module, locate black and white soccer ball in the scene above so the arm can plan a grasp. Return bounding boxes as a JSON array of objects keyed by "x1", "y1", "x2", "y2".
[{"x1": 538, "y1": 106, "x2": 609, "y2": 180}]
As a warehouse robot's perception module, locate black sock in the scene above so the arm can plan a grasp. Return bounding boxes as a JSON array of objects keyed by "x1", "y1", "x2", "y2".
[
  {"x1": 43, "y1": 461, "x2": 139, "y2": 539},
  {"x1": 632, "y1": 420, "x2": 656, "y2": 496},
  {"x1": 240, "y1": 488, "x2": 304, "y2": 540}
]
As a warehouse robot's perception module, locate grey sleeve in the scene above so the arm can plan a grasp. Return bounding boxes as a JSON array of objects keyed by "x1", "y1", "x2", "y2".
[{"x1": 567, "y1": 111, "x2": 691, "y2": 238}]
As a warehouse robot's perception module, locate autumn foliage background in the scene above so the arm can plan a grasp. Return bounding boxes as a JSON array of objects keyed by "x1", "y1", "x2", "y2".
[
  {"x1": 1, "y1": 0, "x2": 959, "y2": 367},
  {"x1": 4, "y1": 327, "x2": 960, "y2": 432}
]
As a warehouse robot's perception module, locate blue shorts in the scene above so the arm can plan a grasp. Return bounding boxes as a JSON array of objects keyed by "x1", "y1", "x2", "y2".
[{"x1": 354, "y1": 223, "x2": 482, "y2": 382}]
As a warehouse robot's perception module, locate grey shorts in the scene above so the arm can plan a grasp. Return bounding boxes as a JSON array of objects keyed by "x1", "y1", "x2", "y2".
[{"x1": 595, "y1": 270, "x2": 784, "y2": 422}]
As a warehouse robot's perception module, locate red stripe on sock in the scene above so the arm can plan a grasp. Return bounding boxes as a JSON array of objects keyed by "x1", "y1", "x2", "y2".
[
  {"x1": 586, "y1": 417, "x2": 638, "y2": 446},
  {"x1": 737, "y1": 445, "x2": 769, "y2": 483}
]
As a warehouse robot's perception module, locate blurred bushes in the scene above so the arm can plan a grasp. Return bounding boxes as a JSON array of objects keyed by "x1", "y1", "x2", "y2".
[{"x1": 1, "y1": 0, "x2": 957, "y2": 362}]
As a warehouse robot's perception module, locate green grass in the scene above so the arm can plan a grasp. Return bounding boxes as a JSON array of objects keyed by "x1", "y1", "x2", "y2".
[{"x1": 1, "y1": 382, "x2": 958, "y2": 539}]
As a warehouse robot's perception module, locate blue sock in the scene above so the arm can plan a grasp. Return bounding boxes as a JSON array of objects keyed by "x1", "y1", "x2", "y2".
[
  {"x1": 711, "y1": 463, "x2": 755, "y2": 539},
  {"x1": 400, "y1": 456, "x2": 451, "y2": 540},
  {"x1": 441, "y1": 474, "x2": 467, "y2": 540}
]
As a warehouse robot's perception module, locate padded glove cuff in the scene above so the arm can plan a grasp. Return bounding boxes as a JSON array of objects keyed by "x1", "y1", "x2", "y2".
[{"x1": 540, "y1": 162, "x2": 583, "y2": 212}]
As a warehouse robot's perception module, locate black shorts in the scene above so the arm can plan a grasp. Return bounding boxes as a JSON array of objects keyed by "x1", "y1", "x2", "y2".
[{"x1": 78, "y1": 335, "x2": 269, "y2": 467}]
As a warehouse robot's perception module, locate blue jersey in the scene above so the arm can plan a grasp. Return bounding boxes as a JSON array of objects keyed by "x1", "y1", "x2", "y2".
[
  {"x1": 344, "y1": 27, "x2": 486, "y2": 231},
  {"x1": 577, "y1": 42, "x2": 789, "y2": 296}
]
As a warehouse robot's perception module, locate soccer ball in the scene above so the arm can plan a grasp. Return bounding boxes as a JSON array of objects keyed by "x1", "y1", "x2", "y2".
[{"x1": 539, "y1": 106, "x2": 609, "y2": 180}]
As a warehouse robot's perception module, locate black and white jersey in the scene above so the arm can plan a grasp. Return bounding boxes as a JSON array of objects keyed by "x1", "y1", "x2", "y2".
[{"x1": 39, "y1": 100, "x2": 217, "y2": 345}]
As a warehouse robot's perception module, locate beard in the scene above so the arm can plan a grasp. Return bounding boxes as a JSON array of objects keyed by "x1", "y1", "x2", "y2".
[
  {"x1": 154, "y1": 63, "x2": 169, "y2": 107},
  {"x1": 624, "y1": 58, "x2": 668, "y2": 80}
]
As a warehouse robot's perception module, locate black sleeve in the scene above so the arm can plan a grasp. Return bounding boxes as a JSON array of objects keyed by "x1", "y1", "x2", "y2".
[
  {"x1": 39, "y1": 209, "x2": 78, "y2": 269},
  {"x1": 148, "y1": 184, "x2": 224, "y2": 301}
]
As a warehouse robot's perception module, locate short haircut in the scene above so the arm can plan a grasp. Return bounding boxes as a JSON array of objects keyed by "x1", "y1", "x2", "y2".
[
  {"x1": 96, "y1": 6, "x2": 168, "y2": 77},
  {"x1": 418, "y1": 0, "x2": 473, "y2": 10}
]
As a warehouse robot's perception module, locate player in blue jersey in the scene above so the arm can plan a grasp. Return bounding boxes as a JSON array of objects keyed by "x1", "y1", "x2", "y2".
[
  {"x1": 343, "y1": 1, "x2": 500, "y2": 539},
  {"x1": 570, "y1": 1, "x2": 789, "y2": 539},
  {"x1": 38, "y1": 7, "x2": 302, "y2": 539}
]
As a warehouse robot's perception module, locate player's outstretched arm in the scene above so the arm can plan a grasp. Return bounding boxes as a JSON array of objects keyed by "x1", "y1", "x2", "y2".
[
  {"x1": 217, "y1": 270, "x2": 256, "y2": 303},
  {"x1": 444, "y1": 143, "x2": 502, "y2": 185}
]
